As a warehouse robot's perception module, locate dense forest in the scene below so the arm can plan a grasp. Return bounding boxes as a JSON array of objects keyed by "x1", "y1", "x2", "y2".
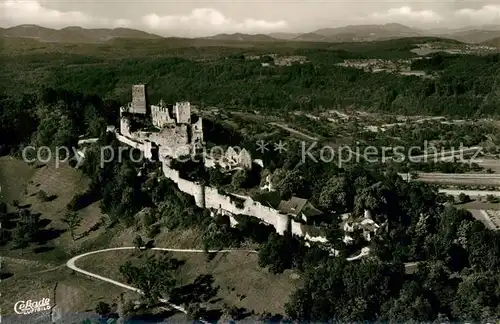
[{"x1": 1, "y1": 38, "x2": 500, "y2": 127}]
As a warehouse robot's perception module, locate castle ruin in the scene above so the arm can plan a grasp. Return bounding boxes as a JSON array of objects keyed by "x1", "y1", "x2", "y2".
[
  {"x1": 119, "y1": 84, "x2": 203, "y2": 159},
  {"x1": 113, "y1": 84, "x2": 339, "y2": 248}
]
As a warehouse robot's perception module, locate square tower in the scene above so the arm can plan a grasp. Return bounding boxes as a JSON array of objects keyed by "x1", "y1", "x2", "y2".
[
  {"x1": 175, "y1": 102, "x2": 191, "y2": 124},
  {"x1": 131, "y1": 84, "x2": 147, "y2": 114}
]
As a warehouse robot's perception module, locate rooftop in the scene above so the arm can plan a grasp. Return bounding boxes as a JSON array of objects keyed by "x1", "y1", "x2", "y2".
[{"x1": 277, "y1": 197, "x2": 308, "y2": 216}]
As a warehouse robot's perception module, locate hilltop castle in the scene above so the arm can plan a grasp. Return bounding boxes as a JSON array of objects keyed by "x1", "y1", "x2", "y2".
[
  {"x1": 119, "y1": 84, "x2": 203, "y2": 159},
  {"x1": 109, "y1": 84, "x2": 376, "y2": 253}
]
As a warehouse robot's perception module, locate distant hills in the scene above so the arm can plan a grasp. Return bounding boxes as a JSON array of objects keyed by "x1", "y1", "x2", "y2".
[
  {"x1": 483, "y1": 36, "x2": 500, "y2": 48},
  {"x1": 0, "y1": 24, "x2": 162, "y2": 43},
  {"x1": 443, "y1": 29, "x2": 500, "y2": 44},
  {"x1": 293, "y1": 23, "x2": 423, "y2": 42},
  {"x1": 2, "y1": 23, "x2": 500, "y2": 46},
  {"x1": 203, "y1": 33, "x2": 277, "y2": 42}
]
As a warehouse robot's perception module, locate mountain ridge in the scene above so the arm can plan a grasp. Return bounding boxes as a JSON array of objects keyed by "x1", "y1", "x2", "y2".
[
  {"x1": 2, "y1": 23, "x2": 500, "y2": 44},
  {"x1": 0, "y1": 24, "x2": 162, "y2": 43}
]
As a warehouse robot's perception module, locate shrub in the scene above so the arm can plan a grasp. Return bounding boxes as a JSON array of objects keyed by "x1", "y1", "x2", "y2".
[
  {"x1": 37, "y1": 190, "x2": 49, "y2": 202},
  {"x1": 95, "y1": 301, "x2": 111, "y2": 316},
  {"x1": 133, "y1": 235, "x2": 144, "y2": 249},
  {"x1": 147, "y1": 224, "x2": 161, "y2": 238}
]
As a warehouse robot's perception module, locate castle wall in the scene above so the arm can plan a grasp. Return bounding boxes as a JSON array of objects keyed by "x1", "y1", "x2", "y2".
[
  {"x1": 152, "y1": 125, "x2": 190, "y2": 147},
  {"x1": 191, "y1": 118, "x2": 204, "y2": 148},
  {"x1": 161, "y1": 163, "x2": 205, "y2": 208},
  {"x1": 204, "y1": 186, "x2": 289, "y2": 234},
  {"x1": 144, "y1": 141, "x2": 153, "y2": 160},
  {"x1": 116, "y1": 133, "x2": 145, "y2": 151},
  {"x1": 120, "y1": 116, "x2": 131, "y2": 137},
  {"x1": 151, "y1": 105, "x2": 175, "y2": 128},
  {"x1": 304, "y1": 233, "x2": 328, "y2": 243},
  {"x1": 291, "y1": 220, "x2": 304, "y2": 237},
  {"x1": 131, "y1": 126, "x2": 192, "y2": 159},
  {"x1": 115, "y1": 130, "x2": 325, "y2": 242}
]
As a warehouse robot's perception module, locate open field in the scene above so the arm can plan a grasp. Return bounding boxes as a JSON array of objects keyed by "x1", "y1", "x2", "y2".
[
  {"x1": 0, "y1": 261, "x2": 133, "y2": 319},
  {"x1": 76, "y1": 249, "x2": 299, "y2": 316},
  {"x1": 412, "y1": 173, "x2": 500, "y2": 186}
]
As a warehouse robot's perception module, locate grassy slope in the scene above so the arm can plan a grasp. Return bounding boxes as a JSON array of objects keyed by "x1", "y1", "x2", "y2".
[
  {"x1": 0, "y1": 156, "x2": 297, "y2": 317},
  {"x1": 0, "y1": 157, "x2": 126, "y2": 315},
  {"x1": 76, "y1": 250, "x2": 299, "y2": 315}
]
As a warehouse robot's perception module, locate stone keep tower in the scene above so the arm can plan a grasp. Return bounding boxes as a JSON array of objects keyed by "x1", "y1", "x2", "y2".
[
  {"x1": 175, "y1": 102, "x2": 191, "y2": 124},
  {"x1": 130, "y1": 84, "x2": 147, "y2": 114}
]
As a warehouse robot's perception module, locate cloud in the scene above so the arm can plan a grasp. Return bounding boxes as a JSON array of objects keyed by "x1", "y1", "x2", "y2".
[
  {"x1": 141, "y1": 8, "x2": 288, "y2": 37},
  {"x1": 370, "y1": 6, "x2": 443, "y2": 24},
  {"x1": 0, "y1": 0, "x2": 130, "y2": 28},
  {"x1": 455, "y1": 5, "x2": 500, "y2": 24}
]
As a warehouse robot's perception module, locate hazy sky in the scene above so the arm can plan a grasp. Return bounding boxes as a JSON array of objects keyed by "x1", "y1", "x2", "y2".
[{"x1": 1, "y1": 0, "x2": 500, "y2": 37}]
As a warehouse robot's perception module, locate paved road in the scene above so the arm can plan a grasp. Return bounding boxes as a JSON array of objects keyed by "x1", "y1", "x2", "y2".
[
  {"x1": 467, "y1": 209, "x2": 498, "y2": 230},
  {"x1": 268, "y1": 122, "x2": 319, "y2": 141}
]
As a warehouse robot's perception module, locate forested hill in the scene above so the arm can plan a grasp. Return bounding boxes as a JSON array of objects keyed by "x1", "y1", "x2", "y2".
[{"x1": 1, "y1": 37, "x2": 500, "y2": 118}]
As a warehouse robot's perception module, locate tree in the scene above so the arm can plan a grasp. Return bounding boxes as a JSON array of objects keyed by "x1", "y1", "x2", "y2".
[
  {"x1": 485, "y1": 195, "x2": 497, "y2": 203},
  {"x1": 272, "y1": 169, "x2": 304, "y2": 200},
  {"x1": 62, "y1": 212, "x2": 82, "y2": 241},
  {"x1": 208, "y1": 167, "x2": 230, "y2": 187},
  {"x1": 95, "y1": 301, "x2": 111, "y2": 317},
  {"x1": 318, "y1": 176, "x2": 351, "y2": 212},
  {"x1": 386, "y1": 281, "x2": 435, "y2": 322},
  {"x1": 451, "y1": 271, "x2": 500, "y2": 321},
  {"x1": 458, "y1": 193, "x2": 470, "y2": 204},
  {"x1": 445, "y1": 195, "x2": 455, "y2": 204},
  {"x1": 231, "y1": 169, "x2": 248, "y2": 189},
  {"x1": 258, "y1": 232, "x2": 304, "y2": 273},
  {"x1": 12, "y1": 209, "x2": 41, "y2": 248},
  {"x1": 133, "y1": 235, "x2": 144, "y2": 249},
  {"x1": 12, "y1": 225, "x2": 31, "y2": 249},
  {"x1": 202, "y1": 219, "x2": 240, "y2": 251},
  {"x1": 37, "y1": 190, "x2": 49, "y2": 202},
  {"x1": 285, "y1": 258, "x2": 405, "y2": 322},
  {"x1": 119, "y1": 256, "x2": 178, "y2": 305}
]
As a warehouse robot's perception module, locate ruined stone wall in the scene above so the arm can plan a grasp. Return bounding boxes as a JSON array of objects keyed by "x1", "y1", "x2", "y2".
[
  {"x1": 115, "y1": 133, "x2": 145, "y2": 151},
  {"x1": 291, "y1": 220, "x2": 304, "y2": 237},
  {"x1": 120, "y1": 117, "x2": 131, "y2": 137},
  {"x1": 161, "y1": 163, "x2": 205, "y2": 208},
  {"x1": 191, "y1": 118, "x2": 204, "y2": 148},
  {"x1": 150, "y1": 126, "x2": 191, "y2": 158},
  {"x1": 151, "y1": 105, "x2": 175, "y2": 128},
  {"x1": 115, "y1": 133, "x2": 326, "y2": 241},
  {"x1": 204, "y1": 186, "x2": 289, "y2": 234}
]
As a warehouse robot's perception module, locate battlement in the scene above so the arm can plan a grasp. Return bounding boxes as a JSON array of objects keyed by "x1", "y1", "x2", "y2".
[{"x1": 151, "y1": 103, "x2": 175, "y2": 128}]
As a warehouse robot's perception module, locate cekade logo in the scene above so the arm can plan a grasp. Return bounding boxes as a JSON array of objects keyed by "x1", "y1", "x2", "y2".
[{"x1": 14, "y1": 298, "x2": 51, "y2": 315}]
